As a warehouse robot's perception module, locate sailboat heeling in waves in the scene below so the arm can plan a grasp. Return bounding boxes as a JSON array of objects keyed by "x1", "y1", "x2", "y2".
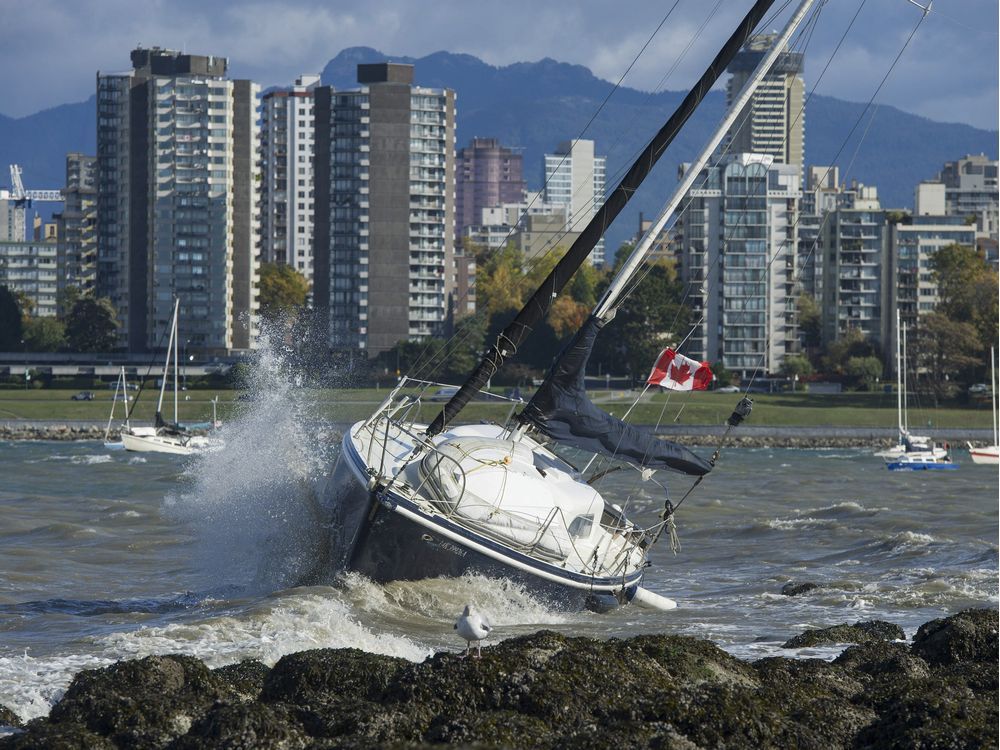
[{"x1": 321, "y1": 0, "x2": 819, "y2": 612}]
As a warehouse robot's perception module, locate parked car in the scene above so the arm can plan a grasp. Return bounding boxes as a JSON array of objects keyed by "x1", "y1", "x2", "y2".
[
  {"x1": 969, "y1": 383, "x2": 988, "y2": 394},
  {"x1": 715, "y1": 385, "x2": 740, "y2": 393},
  {"x1": 112, "y1": 393, "x2": 130, "y2": 402},
  {"x1": 428, "y1": 386, "x2": 459, "y2": 402},
  {"x1": 71, "y1": 391, "x2": 95, "y2": 401}
]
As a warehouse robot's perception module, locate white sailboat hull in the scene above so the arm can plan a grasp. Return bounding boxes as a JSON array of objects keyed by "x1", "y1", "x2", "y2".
[
  {"x1": 967, "y1": 444, "x2": 1000, "y2": 465},
  {"x1": 120, "y1": 430, "x2": 216, "y2": 455}
]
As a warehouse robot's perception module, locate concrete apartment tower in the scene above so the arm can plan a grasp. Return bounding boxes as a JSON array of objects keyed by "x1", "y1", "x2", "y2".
[
  {"x1": 675, "y1": 153, "x2": 801, "y2": 376},
  {"x1": 261, "y1": 74, "x2": 320, "y2": 283},
  {"x1": 455, "y1": 137, "x2": 525, "y2": 240},
  {"x1": 313, "y1": 63, "x2": 456, "y2": 355},
  {"x1": 889, "y1": 183, "x2": 976, "y2": 338},
  {"x1": 96, "y1": 47, "x2": 260, "y2": 355},
  {"x1": 725, "y1": 35, "x2": 805, "y2": 169},
  {"x1": 543, "y1": 140, "x2": 606, "y2": 266},
  {"x1": 57, "y1": 153, "x2": 98, "y2": 297},
  {"x1": 936, "y1": 154, "x2": 998, "y2": 239},
  {"x1": 816, "y1": 183, "x2": 888, "y2": 348}
]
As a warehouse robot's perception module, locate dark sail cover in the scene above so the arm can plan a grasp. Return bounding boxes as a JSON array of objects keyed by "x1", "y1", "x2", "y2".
[{"x1": 520, "y1": 316, "x2": 712, "y2": 476}]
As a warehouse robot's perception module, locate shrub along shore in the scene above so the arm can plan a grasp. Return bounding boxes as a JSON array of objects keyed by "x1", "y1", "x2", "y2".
[{"x1": 0, "y1": 609, "x2": 995, "y2": 748}]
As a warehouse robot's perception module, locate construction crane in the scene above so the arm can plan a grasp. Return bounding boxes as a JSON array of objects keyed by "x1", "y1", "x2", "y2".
[{"x1": 2, "y1": 164, "x2": 63, "y2": 242}]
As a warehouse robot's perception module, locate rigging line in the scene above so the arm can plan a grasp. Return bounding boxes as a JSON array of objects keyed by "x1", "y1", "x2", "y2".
[
  {"x1": 125, "y1": 308, "x2": 175, "y2": 422},
  {"x1": 622, "y1": 0, "x2": 855, "y2": 350},
  {"x1": 412, "y1": 3, "x2": 800, "y2": 385},
  {"x1": 743, "y1": 0, "x2": 931, "y2": 391},
  {"x1": 407, "y1": 1, "x2": 695, "y2": 381},
  {"x1": 611, "y1": 1, "x2": 820, "y2": 310},
  {"x1": 612, "y1": 2, "x2": 824, "y2": 325},
  {"x1": 411, "y1": 2, "x2": 775, "y2": 383},
  {"x1": 599, "y1": 0, "x2": 795, "y2": 203},
  {"x1": 588, "y1": 3, "x2": 833, "y2": 482}
]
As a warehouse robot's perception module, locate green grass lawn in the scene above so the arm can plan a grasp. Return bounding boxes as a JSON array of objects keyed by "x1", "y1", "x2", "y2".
[{"x1": 0, "y1": 386, "x2": 993, "y2": 430}]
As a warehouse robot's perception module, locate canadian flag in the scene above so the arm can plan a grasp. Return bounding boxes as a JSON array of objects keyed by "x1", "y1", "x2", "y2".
[{"x1": 647, "y1": 348, "x2": 713, "y2": 391}]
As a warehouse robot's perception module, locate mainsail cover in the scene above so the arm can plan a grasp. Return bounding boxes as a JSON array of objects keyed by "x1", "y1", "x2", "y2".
[{"x1": 519, "y1": 316, "x2": 713, "y2": 476}]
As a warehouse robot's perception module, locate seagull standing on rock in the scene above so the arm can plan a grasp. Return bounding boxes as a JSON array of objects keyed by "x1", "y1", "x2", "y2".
[{"x1": 454, "y1": 604, "x2": 491, "y2": 658}]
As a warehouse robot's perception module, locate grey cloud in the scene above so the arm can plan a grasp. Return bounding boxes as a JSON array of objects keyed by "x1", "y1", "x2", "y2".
[{"x1": 0, "y1": 0, "x2": 996, "y2": 130}]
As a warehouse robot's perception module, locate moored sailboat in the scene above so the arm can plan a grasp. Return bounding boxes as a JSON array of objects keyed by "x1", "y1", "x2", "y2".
[
  {"x1": 882, "y1": 310, "x2": 956, "y2": 471},
  {"x1": 320, "y1": 0, "x2": 819, "y2": 611},
  {"x1": 120, "y1": 299, "x2": 222, "y2": 456},
  {"x1": 967, "y1": 346, "x2": 999, "y2": 465}
]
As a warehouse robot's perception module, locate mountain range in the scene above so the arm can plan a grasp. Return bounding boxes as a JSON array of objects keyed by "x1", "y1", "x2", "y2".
[{"x1": 2, "y1": 46, "x2": 996, "y2": 255}]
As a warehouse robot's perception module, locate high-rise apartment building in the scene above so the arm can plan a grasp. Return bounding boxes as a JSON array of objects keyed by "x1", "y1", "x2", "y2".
[
  {"x1": 57, "y1": 153, "x2": 98, "y2": 296},
  {"x1": 96, "y1": 47, "x2": 260, "y2": 354},
  {"x1": 675, "y1": 153, "x2": 800, "y2": 376},
  {"x1": 261, "y1": 74, "x2": 320, "y2": 282},
  {"x1": 313, "y1": 63, "x2": 456, "y2": 355},
  {"x1": 725, "y1": 35, "x2": 805, "y2": 169},
  {"x1": 543, "y1": 140, "x2": 606, "y2": 266},
  {"x1": 936, "y1": 154, "x2": 998, "y2": 239},
  {"x1": 0, "y1": 238, "x2": 59, "y2": 317},
  {"x1": 817, "y1": 184, "x2": 888, "y2": 348},
  {"x1": 890, "y1": 182, "x2": 977, "y2": 336},
  {"x1": 455, "y1": 138, "x2": 525, "y2": 240}
]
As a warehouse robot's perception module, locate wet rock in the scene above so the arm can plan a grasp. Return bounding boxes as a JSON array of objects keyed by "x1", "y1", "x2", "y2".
[
  {"x1": 0, "y1": 706, "x2": 21, "y2": 729},
  {"x1": 167, "y1": 702, "x2": 308, "y2": 749},
  {"x1": 911, "y1": 608, "x2": 999, "y2": 667},
  {"x1": 781, "y1": 581, "x2": 819, "y2": 596},
  {"x1": 6, "y1": 613, "x2": 998, "y2": 749},
  {"x1": 260, "y1": 647, "x2": 405, "y2": 709},
  {"x1": 44, "y1": 654, "x2": 241, "y2": 749},
  {"x1": 259, "y1": 647, "x2": 408, "y2": 741},
  {"x1": 212, "y1": 660, "x2": 270, "y2": 702},
  {"x1": 855, "y1": 672, "x2": 998, "y2": 750},
  {"x1": 0, "y1": 720, "x2": 115, "y2": 749},
  {"x1": 782, "y1": 620, "x2": 904, "y2": 649}
]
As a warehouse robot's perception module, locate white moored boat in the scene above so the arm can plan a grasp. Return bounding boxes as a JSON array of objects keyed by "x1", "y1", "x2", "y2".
[
  {"x1": 967, "y1": 346, "x2": 998, "y2": 466},
  {"x1": 120, "y1": 299, "x2": 222, "y2": 456}
]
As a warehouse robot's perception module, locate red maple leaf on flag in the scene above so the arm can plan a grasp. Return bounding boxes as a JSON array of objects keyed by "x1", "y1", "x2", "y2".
[{"x1": 670, "y1": 362, "x2": 691, "y2": 384}]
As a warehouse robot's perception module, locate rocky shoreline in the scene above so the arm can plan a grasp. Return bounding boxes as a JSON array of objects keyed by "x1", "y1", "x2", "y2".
[{"x1": 1, "y1": 609, "x2": 996, "y2": 749}]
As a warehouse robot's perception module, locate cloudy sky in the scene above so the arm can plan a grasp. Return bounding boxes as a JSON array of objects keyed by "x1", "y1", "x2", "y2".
[{"x1": 1, "y1": 0, "x2": 997, "y2": 130}]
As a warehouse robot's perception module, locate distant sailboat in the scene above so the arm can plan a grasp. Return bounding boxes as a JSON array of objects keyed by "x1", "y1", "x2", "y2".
[
  {"x1": 883, "y1": 310, "x2": 956, "y2": 471},
  {"x1": 102, "y1": 366, "x2": 130, "y2": 450},
  {"x1": 967, "y1": 346, "x2": 998, "y2": 465},
  {"x1": 120, "y1": 299, "x2": 222, "y2": 456}
]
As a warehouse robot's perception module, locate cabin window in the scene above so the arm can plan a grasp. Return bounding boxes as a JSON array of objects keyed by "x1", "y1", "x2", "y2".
[{"x1": 568, "y1": 514, "x2": 594, "y2": 538}]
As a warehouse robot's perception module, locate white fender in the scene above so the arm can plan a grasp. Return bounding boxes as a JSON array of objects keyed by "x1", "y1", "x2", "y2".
[{"x1": 633, "y1": 586, "x2": 678, "y2": 611}]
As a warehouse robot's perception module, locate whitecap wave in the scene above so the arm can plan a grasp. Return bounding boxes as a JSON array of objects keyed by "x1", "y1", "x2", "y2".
[
  {"x1": 70, "y1": 455, "x2": 112, "y2": 465},
  {"x1": 96, "y1": 588, "x2": 430, "y2": 668}
]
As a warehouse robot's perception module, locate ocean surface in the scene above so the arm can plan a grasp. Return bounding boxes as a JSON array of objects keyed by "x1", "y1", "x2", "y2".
[{"x1": 1, "y1": 368, "x2": 997, "y2": 721}]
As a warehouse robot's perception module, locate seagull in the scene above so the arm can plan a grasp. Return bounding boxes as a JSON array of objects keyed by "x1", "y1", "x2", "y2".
[{"x1": 454, "y1": 604, "x2": 491, "y2": 658}]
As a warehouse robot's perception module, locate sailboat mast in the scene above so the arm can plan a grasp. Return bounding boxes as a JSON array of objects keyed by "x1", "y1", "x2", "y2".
[
  {"x1": 896, "y1": 309, "x2": 903, "y2": 437},
  {"x1": 902, "y1": 322, "x2": 909, "y2": 433},
  {"x1": 991, "y1": 346, "x2": 997, "y2": 446},
  {"x1": 595, "y1": 0, "x2": 818, "y2": 319},
  {"x1": 173, "y1": 305, "x2": 180, "y2": 425},
  {"x1": 426, "y1": 0, "x2": 781, "y2": 438},
  {"x1": 157, "y1": 299, "x2": 179, "y2": 419}
]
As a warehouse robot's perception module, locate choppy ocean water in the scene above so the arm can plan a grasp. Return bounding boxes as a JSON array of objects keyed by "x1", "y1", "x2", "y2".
[{"x1": 1, "y1": 365, "x2": 996, "y2": 721}]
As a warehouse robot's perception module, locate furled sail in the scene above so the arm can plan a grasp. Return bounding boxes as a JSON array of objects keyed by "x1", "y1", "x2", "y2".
[{"x1": 519, "y1": 316, "x2": 713, "y2": 476}]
